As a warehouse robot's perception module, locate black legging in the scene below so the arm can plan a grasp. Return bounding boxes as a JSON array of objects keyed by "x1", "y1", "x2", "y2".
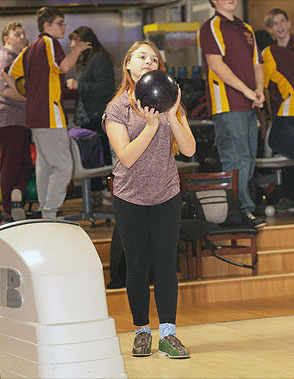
[{"x1": 113, "y1": 193, "x2": 181, "y2": 326}]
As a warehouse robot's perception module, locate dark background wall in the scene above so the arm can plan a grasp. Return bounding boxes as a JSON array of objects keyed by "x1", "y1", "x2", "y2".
[{"x1": 247, "y1": 0, "x2": 294, "y2": 32}]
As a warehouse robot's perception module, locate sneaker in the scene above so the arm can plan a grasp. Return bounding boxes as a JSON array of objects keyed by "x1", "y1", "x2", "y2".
[
  {"x1": 158, "y1": 335, "x2": 190, "y2": 359},
  {"x1": 132, "y1": 332, "x2": 152, "y2": 357},
  {"x1": 275, "y1": 197, "x2": 294, "y2": 212},
  {"x1": 244, "y1": 212, "x2": 266, "y2": 228},
  {"x1": 11, "y1": 189, "x2": 26, "y2": 221}
]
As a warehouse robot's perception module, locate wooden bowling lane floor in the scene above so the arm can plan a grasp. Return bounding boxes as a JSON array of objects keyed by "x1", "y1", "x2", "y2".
[
  {"x1": 119, "y1": 314, "x2": 294, "y2": 378},
  {"x1": 110, "y1": 296, "x2": 294, "y2": 333}
]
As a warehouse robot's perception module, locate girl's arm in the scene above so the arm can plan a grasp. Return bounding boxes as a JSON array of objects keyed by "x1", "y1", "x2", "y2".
[{"x1": 105, "y1": 103, "x2": 159, "y2": 169}]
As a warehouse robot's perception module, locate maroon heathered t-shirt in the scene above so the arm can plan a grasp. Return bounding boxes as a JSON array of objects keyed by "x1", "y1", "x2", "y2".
[{"x1": 102, "y1": 91, "x2": 180, "y2": 206}]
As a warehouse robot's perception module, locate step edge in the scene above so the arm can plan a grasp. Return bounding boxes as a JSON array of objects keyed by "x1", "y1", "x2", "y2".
[
  {"x1": 260, "y1": 224, "x2": 294, "y2": 231},
  {"x1": 258, "y1": 248, "x2": 294, "y2": 255},
  {"x1": 92, "y1": 238, "x2": 112, "y2": 244},
  {"x1": 177, "y1": 272, "x2": 294, "y2": 287},
  {"x1": 106, "y1": 272, "x2": 294, "y2": 296}
]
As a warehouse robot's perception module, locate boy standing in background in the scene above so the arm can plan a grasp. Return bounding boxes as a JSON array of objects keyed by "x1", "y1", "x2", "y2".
[{"x1": 199, "y1": 0, "x2": 265, "y2": 227}]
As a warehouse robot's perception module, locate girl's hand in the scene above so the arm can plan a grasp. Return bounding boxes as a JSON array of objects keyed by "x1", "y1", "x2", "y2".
[
  {"x1": 165, "y1": 86, "x2": 181, "y2": 119},
  {"x1": 137, "y1": 99, "x2": 159, "y2": 129}
]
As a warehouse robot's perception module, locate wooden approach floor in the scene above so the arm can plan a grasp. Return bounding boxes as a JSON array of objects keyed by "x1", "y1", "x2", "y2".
[{"x1": 119, "y1": 315, "x2": 294, "y2": 378}]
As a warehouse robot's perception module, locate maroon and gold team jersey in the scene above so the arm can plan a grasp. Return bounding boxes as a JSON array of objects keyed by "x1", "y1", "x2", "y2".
[
  {"x1": 263, "y1": 35, "x2": 294, "y2": 117},
  {"x1": 199, "y1": 12, "x2": 262, "y2": 116},
  {"x1": 7, "y1": 33, "x2": 66, "y2": 128}
]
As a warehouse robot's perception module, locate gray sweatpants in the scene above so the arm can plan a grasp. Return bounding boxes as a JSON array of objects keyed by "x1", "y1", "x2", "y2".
[{"x1": 31, "y1": 128, "x2": 73, "y2": 218}]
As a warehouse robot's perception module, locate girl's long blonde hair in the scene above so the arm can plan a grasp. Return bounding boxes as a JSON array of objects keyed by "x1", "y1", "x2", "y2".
[{"x1": 111, "y1": 40, "x2": 181, "y2": 155}]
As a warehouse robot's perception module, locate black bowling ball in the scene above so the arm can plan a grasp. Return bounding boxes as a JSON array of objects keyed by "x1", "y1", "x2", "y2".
[{"x1": 135, "y1": 70, "x2": 178, "y2": 113}]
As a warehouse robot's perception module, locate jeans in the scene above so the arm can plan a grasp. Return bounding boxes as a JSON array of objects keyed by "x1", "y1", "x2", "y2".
[
  {"x1": 113, "y1": 194, "x2": 181, "y2": 327},
  {"x1": 212, "y1": 110, "x2": 258, "y2": 214},
  {"x1": 269, "y1": 116, "x2": 294, "y2": 161}
]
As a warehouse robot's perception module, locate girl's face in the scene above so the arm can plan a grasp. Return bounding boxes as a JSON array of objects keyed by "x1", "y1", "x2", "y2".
[
  {"x1": 126, "y1": 44, "x2": 159, "y2": 83},
  {"x1": 70, "y1": 34, "x2": 80, "y2": 49}
]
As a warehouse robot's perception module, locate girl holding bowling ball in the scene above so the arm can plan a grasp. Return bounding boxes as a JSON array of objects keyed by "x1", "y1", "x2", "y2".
[{"x1": 103, "y1": 40, "x2": 196, "y2": 358}]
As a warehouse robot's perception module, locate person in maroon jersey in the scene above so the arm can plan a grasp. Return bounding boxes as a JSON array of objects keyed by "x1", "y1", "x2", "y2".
[
  {"x1": 2, "y1": 7, "x2": 91, "y2": 219},
  {"x1": 200, "y1": 0, "x2": 265, "y2": 227},
  {"x1": 263, "y1": 9, "x2": 294, "y2": 212}
]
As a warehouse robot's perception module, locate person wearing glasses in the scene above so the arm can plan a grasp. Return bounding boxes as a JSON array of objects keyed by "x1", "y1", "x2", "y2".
[{"x1": 2, "y1": 7, "x2": 91, "y2": 219}]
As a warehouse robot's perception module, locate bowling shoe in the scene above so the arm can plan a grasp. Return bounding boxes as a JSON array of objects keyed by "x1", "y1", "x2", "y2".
[
  {"x1": 11, "y1": 189, "x2": 26, "y2": 221},
  {"x1": 132, "y1": 332, "x2": 152, "y2": 356},
  {"x1": 158, "y1": 335, "x2": 190, "y2": 359}
]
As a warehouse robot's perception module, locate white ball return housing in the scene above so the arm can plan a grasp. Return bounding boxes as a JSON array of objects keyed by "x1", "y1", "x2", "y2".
[{"x1": 0, "y1": 219, "x2": 127, "y2": 379}]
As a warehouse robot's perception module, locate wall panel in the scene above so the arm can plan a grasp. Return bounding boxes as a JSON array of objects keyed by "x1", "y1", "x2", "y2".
[
  {"x1": 248, "y1": 0, "x2": 294, "y2": 32},
  {"x1": 0, "y1": 9, "x2": 143, "y2": 84}
]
